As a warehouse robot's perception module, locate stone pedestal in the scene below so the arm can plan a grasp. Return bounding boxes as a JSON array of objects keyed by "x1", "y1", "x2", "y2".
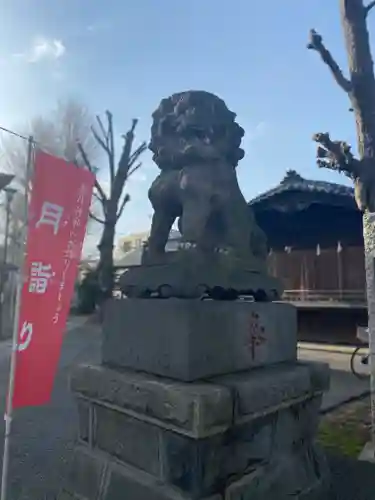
[
  {"x1": 102, "y1": 299, "x2": 297, "y2": 381},
  {"x1": 59, "y1": 299, "x2": 331, "y2": 499}
]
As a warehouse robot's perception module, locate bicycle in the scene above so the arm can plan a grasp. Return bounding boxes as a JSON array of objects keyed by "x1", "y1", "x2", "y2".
[
  {"x1": 350, "y1": 346, "x2": 369, "y2": 379},
  {"x1": 350, "y1": 326, "x2": 370, "y2": 380}
]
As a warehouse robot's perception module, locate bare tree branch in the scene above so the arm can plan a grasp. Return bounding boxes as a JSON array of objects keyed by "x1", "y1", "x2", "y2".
[
  {"x1": 85, "y1": 112, "x2": 146, "y2": 297},
  {"x1": 130, "y1": 118, "x2": 137, "y2": 134},
  {"x1": 313, "y1": 132, "x2": 361, "y2": 177},
  {"x1": 128, "y1": 162, "x2": 143, "y2": 178},
  {"x1": 0, "y1": 99, "x2": 102, "y2": 266},
  {"x1": 89, "y1": 211, "x2": 105, "y2": 224},
  {"x1": 92, "y1": 191, "x2": 104, "y2": 205},
  {"x1": 365, "y1": 1, "x2": 375, "y2": 16},
  {"x1": 106, "y1": 111, "x2": 115, "y2": 189},
  {"x1": 307, "y1": 29, "x2": 352, "y2": 93},
  {"x1": 110, "y1": 119, "x2": 143, "y2": 204},
  {"x1": 91, "y1": 126, "x2": 110, "y2": 154},
  {"x1": 93, "y1": 179, "x2": 108, "y2": 206},
  {"x1": 128, "y1": 143, "x2": 147, "y2": 168},
  {"x1": 120, "y1": 119, "x2": 137, "y2": 142},
  {"x1": 116, "y1": 193, "x2": 130, "y2": 221},
  {"x1": 118, "y1": 120, "x2": 139, "y2": 171},
  {"x1": 54, "y1": 99, "x2": 99, "y2": 165},
  {"x1": 92, "y1": 191, "x2": 102, "y2": 202},
  {"x1": 77, "y1": 141, "x2": 95, "y2": 172},
  {"x1": 77, "y1": 141, "x2": 108, "y2": 203},
  {"x1": 96, "y1": 115, "x2": 108, "y2": 141}
]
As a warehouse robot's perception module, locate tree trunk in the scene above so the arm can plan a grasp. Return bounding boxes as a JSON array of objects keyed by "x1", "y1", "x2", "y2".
[
  {"x1": 362, "y1": 213, "x2": 375, "y2": 452},
  {"x1": 310, "y1": 2, "x2": 375, "y2": 452},
  {"x1": 342, "y1": 0, "x2": 375, "y2": 158},
  {"x1": 342, "y1": 0, "x2": 375, "y2": 452},
  {"x1": 97, "y1": 215, "x2": 116, "y2": 304},
  {"x1": 77, "y1": 114, "x2": 146, "y2": 320}
]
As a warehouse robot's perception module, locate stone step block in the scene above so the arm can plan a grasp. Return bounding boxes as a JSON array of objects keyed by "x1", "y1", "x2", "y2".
[
  {"x1": 74, "y1": 395, "x2": 326, "y2": 497},
  {"x1": 71, "y1": 361, "x2": 329, "y2": 439},
  {"x1": 59, "y1": 445, "x2": 222, "y2": 500},
  {"x1": 214, "y1": 361, "x2": 329, "y2": 423},
  {"x1": 101, "y1": 299, "x2": 297, "y2": 381},
  {"x1": 225, "y1": 447, "x2": 330, "y2": 500},
  {"x1": 69, "y1": 362, "x2": 329, "y2": 498},
  {"x1": 61, "y1": 433, "x2": 329, "y2": 500},
  {"x1": 71, "y1": 364, "x2": 233, "y2": 438}
]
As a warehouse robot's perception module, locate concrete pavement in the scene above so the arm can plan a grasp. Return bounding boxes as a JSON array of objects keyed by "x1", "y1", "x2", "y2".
[
  {"x1": 0, "y1": 319, "x2": 367, "y2": 499},
  {"x1": 0, "y1": 316, "x2": 100, "y2": 500},
  {"x1": 0, "y1": 315, "x2": 90, "y2": 361},
  {"x1": 298, "y1": 345, "x2": 370, "y2": 412}
]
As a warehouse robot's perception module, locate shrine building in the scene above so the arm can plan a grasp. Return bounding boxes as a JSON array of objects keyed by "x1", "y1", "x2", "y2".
[{"x1": 249, "y1": 170, "x2": 366, "y2": 344}]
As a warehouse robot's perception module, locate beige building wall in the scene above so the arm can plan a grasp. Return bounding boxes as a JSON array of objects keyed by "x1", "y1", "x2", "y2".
[{"x1": 117, "y1": 231, "x2": 149, "y2": 254}]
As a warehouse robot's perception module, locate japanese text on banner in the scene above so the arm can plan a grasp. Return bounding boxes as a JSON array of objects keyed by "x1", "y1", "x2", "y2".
[{"x1": 10, "y1": 151, "x2": 94, "y2": 410}]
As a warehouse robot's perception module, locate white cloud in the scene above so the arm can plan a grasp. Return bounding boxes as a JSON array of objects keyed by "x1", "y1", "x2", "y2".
[{"x1": 13, "y1": 36, "x2": 66, "y2": 63}]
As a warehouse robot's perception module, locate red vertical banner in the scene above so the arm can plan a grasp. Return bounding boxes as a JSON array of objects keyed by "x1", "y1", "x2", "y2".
[{"x1": 11, "y1": 151, "x2": 95, "y2": 409}]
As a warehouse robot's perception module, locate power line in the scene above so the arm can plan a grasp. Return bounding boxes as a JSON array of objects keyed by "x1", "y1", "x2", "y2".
[{"x1": 0, "y1": 126, "x2": 35, "y2": 143}]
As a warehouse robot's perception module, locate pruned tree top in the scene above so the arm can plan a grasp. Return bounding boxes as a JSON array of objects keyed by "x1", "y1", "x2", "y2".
[
  {"x1": 307, "y1": 0, "x2": 375, "y2": 212},
  {"x1": 307, "y1": 29, "x2": 352, "y2": 93},
  {"x1": 77, "y1": 111, "x2": 146, "y2": 298},
  {"x1": 77, "y1": 111, "x2": 147, "y2": 225},
  {"x1": 365, "y1": 1, "x2": 375, "y2": 15},
  {"x1": 312, "y1": 132, "x2": 360, "y2": 178}
]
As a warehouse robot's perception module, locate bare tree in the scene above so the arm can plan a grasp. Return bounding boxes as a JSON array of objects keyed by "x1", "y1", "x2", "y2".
[
  {"x1": 0, "y1": 98, "x2": 100, "y2": 266},
  {"x1": 308, "y1": 0, "x2": 375, "y2": 453},
  {"x1": 78, "y1": 111, "x2": 146, "y2": 301}
]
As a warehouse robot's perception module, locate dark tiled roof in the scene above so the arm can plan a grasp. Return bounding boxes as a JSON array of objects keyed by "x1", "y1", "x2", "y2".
[{"x1": 249, "y1": 170, "x2": 354, "y2": 205}]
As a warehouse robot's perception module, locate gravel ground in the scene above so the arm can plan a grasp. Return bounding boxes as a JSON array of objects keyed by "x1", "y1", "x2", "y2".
[
  {"x1": 319, "y1": 397, "x2": 371, "y2": 458},
  {"x1": 0, "y1": 322, "x2": 101, "y2": 500},
  {"x1": 318, "y1": 397, "x2": 375, "y2": 498}
]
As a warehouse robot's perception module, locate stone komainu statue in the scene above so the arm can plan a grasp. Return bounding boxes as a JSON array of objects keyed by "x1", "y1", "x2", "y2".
[{"x1": 146, "y1": 90, "x2": 267, "y2": 261}]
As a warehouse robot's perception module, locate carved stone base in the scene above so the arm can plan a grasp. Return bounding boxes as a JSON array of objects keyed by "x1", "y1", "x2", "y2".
[
  {"x1": 119, "y1": 248, "x2": 283, "y2": 300},
  {"x1": 102, "y1": 299, "x2": 297, "y2": 381},
  {"x1": 59, "y1": 361, "x2": 331, "y2": 499}
]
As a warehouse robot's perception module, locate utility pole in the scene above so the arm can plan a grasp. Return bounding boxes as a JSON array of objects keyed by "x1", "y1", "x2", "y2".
[{"x1": 0, "y1": 187, "x2": 17, "y2": 339}]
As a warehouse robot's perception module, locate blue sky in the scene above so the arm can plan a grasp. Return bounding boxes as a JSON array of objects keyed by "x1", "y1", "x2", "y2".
[{"x1": 0, "y1": 0, "x2": 373, "y2": 249}]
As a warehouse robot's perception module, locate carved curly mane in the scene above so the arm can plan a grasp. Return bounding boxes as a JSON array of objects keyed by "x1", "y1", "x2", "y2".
[{"x1": 148, "y1": 90, "x2": 245, "y2": 170}]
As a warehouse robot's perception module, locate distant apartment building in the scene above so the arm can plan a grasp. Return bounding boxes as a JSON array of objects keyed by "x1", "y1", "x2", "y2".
[
  {"x1": 118, "y1": 231, "x2": 150, "y2": 254},
  {"x1": 115, "y1": 229, "x2": 181, "y2": 267}
]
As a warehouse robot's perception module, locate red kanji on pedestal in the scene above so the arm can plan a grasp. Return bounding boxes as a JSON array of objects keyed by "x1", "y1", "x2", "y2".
[{"x1": 247, "y1": 312, "x2": 266, "y2": 360}]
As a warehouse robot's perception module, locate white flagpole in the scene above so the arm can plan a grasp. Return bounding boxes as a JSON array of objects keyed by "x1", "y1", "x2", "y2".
[{"x1": 0, "y1": 137, "x2": 34, "y2": 500}]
